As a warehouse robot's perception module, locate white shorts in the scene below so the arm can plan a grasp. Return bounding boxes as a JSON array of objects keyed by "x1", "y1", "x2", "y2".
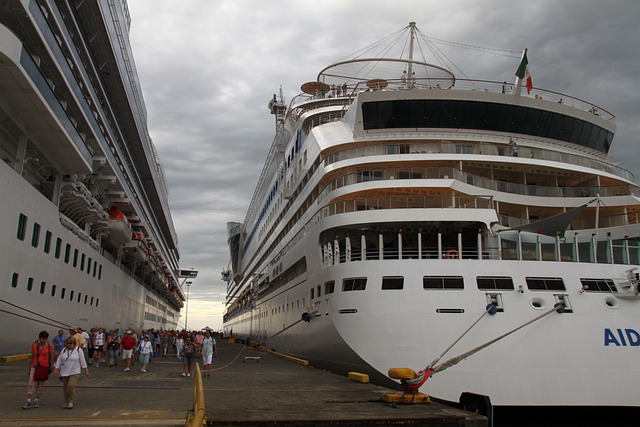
[
  {"x1": 121, "y1": 348, "x2": 133, "y2": 359},
  {"x1": 202, "y1": 354, "x2": 212, "y2": 365}
]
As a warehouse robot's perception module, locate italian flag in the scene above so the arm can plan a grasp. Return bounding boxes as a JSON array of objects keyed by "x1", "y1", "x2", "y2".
[{"x1": 515, "y1": 50, "x2": 533, "y2": 94}]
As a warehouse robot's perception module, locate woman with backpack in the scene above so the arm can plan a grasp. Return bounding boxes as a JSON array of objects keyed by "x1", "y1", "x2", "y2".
[{"x1": 22, "y1": 330, "x2": 54, "y2": 409}]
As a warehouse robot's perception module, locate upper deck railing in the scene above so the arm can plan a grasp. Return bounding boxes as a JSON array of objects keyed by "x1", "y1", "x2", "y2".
[{"x1": 289, "y1": 78, "x2": 615, "y2": 122}]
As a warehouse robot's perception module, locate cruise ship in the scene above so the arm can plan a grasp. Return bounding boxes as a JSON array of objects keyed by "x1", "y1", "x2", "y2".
[
  {"x1": 223, "y1": 23, "x2": 640, "y2": 410},
  {"x1": 0, "y1": 0, "x2": 184, "y2": 355}
]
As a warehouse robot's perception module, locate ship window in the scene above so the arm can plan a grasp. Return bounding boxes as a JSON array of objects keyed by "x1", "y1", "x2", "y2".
[
  {"x1": 579, "y1": 278, "x2": 616, "y2": 293},
  {"x1": 317, "y1": 285, "x2": 322, "y2": 297},
  {"x1": 476, "y1": 276, "x2": 514, "y2": 290},
  {"x1": 324, "y1": 281, "x2": 335, "y2": 294},
  {"x1": 398, "y1": 169, "x2": 423, "y2": 179},
  {"x1": 91, "y1": 296, "x2": 94, "y2": 305},
  {"x1": 51, "y1": 285, "x2": 56, "y2": 297},
  {"x1": 455, "y1": 144, "x2": 474, "y2": 154},
  {"x1": 17, "y1": 213, "x2": 28, "y2": 241},
  {"x1": 310, "y1": 288, "x2": 315, "y2": 300},
  {"x1": 423, "y1": 276, "x2": 464, "y2": 290},
  {"x1": 93, "y1": 261, "x2": 97, "y2": 277},
  {"x1": 361, "y1": 100, "x2": 613, "y2": 154},
  {"x1": 44, "y1": 231, "x2": 52, "y2": 254},
  {"x1": 64, "y1": 244, "x2": 71, "y2": 263},
  {"x1": 73, "y1": 249, "x2": 78, "y2": 267},
  {"x1": 382, "y1": 276, "x2": 404, "y2": 290},
  {"x1": 55, "y1": 238, "x2": 62, "y2": 259},
  {"x1": 87, "y1": 258, "x2": 92, "y2": 275},
  {"x1": 40, "y1": 281, "x2": 46, "y2": 294},
  {"x1": 60, "y1": 288, "x2": 66, "y2": 299},
  {"x1": 526, "y1": 277, "x2": 566, "y2": 291},
  {"x1": 77, "y1": 292, "x2": 81, "y2": 303},
  {"x1": 80, "y1": 253, "x2": 85, "y2": 271},
  {"x1": 98, "y1": 265, "x2": 102, "y2": 280},
  {"x1": 386, "y1": 144, "x2": 410, "y2": 154},
  {"x1": 31, "y1": 222, "x2": 41, "y2": 248},
  {"x1": 357, "y1": 170, "x2": 383, "y2": 182},
  {"x1": 70, "y1": 290, "x2": 74, "y2": 301},
  {"x1": 343, "y1": 277, "x2": 367, "y2": 291},
  {"x1": 12, "y1": 273, "x2": 18, "y2": 288},
  {"x1": 27, "y1": 277, "x2": 34, "y2": 291}
]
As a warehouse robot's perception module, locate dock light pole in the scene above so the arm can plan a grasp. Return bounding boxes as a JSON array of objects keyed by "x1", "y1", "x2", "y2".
[{"x1": 185, "y1": 281, "x2": 192, "y2": 330}]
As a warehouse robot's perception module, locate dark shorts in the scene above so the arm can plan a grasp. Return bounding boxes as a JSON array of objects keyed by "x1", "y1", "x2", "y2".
[{"x1": 95, "y1": 345, "x2": 104, "y2": 352}]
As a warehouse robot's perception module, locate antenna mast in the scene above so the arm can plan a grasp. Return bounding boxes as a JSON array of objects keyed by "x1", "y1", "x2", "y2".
[{"x1": 405, "y1": 22, "x2": 416, "y2": 89}]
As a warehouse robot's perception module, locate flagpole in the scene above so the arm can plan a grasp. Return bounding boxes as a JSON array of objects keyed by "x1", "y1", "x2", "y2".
[{"x1": 514, "y1": 48, "x2": 527, "y2": 97}]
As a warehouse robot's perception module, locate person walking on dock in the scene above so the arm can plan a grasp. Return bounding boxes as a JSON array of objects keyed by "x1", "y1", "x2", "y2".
[
  {"x1": 51, "y1": 329, "x2": 65, "y2": 364},
  {"x1": 201, "y1": 330, "x2": 217, "y2": 378},
  {"x1": 106, "y1": 330, "x2": 121, "y2": 367},
  {"x1": 181, "y1": 337, "x2": 196, "y2": 377},
  {"x1": 54, "y1": 337, "x2": 89, "y2": 409},
  {"x1": 137, "y1": 335, "x2": 153, "y2": 373},
  {"x1": 92, "y1": 327, "x2": 105, "y2": 367},
  {"x1": 160, "y1": 331, "x2": 170, "y2": 357},
  {"x1": 121, "y1": 330, "x2": 136, "y2": 372},
  {"x1": 175, "y1": 334, "x2": 184, "y2": 358},
  {"x1": 22, "y1": 331, "x2": 54, "y2": 409}
]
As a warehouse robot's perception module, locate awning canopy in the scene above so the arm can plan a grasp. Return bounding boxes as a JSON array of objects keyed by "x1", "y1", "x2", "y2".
[{"x1": 502, "y1": 203, "x2": 590, "y2": 237}]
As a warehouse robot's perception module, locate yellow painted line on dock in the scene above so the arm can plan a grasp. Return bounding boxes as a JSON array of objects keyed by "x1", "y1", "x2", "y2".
[
  {"x1": 265, "y1": 350, "x2": 309, "y2": 365},
  {"x1": 0, "y1": 353, "x2": 30, "y2": 363}
]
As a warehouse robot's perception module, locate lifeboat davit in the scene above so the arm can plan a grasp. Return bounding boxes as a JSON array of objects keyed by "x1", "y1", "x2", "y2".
[{"x1": 107, "y1": 207, "x2": 132, "y2": 246}]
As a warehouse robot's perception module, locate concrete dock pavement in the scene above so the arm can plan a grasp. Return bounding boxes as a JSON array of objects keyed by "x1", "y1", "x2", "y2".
[{"x1": 0, "y1": 339, "x2": 486, "y2": 426}]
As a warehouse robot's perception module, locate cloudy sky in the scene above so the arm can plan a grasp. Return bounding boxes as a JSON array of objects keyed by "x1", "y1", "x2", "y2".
[{"x1": 125, "y1": 0, "x2": 640, "y2": 331}]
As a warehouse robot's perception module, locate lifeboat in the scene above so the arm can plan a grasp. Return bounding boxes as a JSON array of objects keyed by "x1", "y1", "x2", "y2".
[
  {"x1": 123, "y1": 232, "x2": 149, "y2": 263},
  {"x1": 107, "y1": 207, "x2": 132, "y2": 246}
]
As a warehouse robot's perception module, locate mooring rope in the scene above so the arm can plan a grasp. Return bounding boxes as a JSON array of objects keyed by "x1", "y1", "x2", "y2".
[
  {"x1": 432, "y1": 303, "x2": 564, "y2": 374},
  {"x1": 427, "y1": 304, "x2": 496, "y2": 370},
  {"x1": 0, "y1": 298, "x2": 73, "y2": 329},
  {"x1": 211, "y1": 311, "x2": 315, "y2": 371},
  {"x1": 256, "y1": 311, "x2": 316, "y2": 347}
]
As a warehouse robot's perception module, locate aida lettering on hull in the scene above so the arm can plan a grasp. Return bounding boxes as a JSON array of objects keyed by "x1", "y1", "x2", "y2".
[{"x1": 604, "y1": 328, "x2": 640, "y2": 346}]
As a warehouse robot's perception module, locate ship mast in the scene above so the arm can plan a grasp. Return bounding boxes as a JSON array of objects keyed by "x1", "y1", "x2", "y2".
[{"x1": 404, "y1": 22, "x2": 417, "y2": 89}]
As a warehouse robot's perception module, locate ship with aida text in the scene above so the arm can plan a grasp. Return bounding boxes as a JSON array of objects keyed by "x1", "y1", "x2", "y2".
[
  {"x1": 223, "y1": 22, "x2": 640, "y2": 410},
  {"x1": 0, "y1": 0, "x2": 185, "y2": 355}
]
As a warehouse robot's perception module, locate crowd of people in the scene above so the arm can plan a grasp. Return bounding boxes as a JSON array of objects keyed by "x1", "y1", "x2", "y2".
[{"x1": 21, "y1": 327, "x2": 219, "y2": 410}]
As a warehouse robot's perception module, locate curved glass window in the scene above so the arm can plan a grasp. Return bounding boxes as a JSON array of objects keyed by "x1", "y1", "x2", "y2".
[{"x1": 362, "y1": 100, "x2": 613, "y2": 154}]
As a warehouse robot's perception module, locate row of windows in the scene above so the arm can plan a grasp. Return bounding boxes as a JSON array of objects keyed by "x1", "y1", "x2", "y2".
[
  {"x1": 362, "y1": 100, "x2": 613, "y2": 154},
  {"x1": 17, "y1": 213, "x2": 103, "y2": 280},
  {"x1": 308, "y1": 276, "x2": 617, "y2": 296},
  {"x1": 11, "y1": 272, "x2": 100, "y2": 307}
]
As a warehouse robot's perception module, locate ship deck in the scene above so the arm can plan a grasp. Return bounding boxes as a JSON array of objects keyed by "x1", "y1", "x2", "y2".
[{"x1": 0, "y1": 339, "x2": 485, "y2": 426}]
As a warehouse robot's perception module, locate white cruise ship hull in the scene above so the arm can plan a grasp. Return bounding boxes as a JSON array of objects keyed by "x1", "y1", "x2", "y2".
[
  {"x1": 0, "y1": 160, "x2": 177, "y2": 352},
  {"x1": 227, "y1": 218, "x2": 640, "y2": 407}
]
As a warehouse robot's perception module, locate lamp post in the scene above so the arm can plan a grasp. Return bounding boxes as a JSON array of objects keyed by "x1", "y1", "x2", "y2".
[{"x1": 184, "y1": 280, "x2": 192, "y2": 330}]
